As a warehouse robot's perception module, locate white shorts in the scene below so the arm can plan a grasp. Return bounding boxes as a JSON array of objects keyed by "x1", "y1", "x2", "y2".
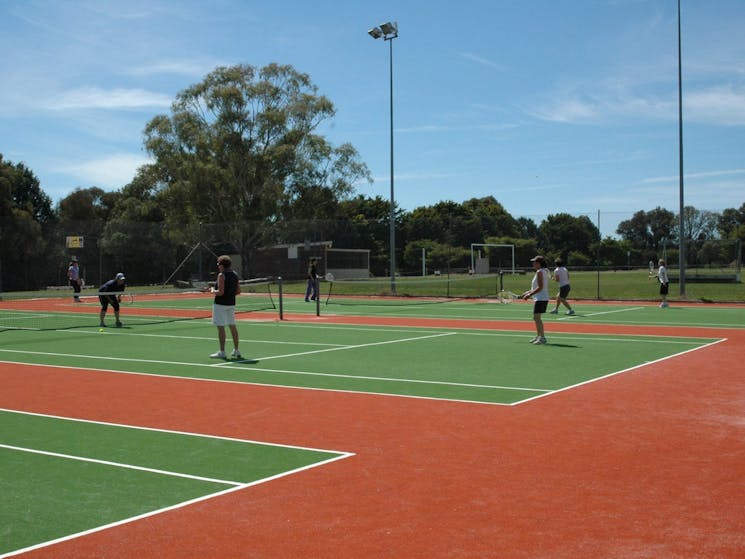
[{"x1": 212, "y1": 304, "x2": 236, "y2": 326}]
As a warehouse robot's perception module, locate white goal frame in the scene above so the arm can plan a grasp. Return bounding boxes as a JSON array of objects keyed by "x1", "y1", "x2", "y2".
[
  {"x1": 325, "y1": 247, "x2": 371, "y2": 279},
  {"x1": 470, "y1": 243, "x2": 516, "y2": 274}
]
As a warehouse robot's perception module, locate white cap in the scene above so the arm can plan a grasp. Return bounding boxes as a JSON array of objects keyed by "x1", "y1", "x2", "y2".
[{"x1": 115, "y1": 273, "x2": 126, "y2": 281}]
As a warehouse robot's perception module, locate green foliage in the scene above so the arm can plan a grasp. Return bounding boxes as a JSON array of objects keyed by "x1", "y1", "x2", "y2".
[
  {"x1": 144, "y1": 63, "x2": 369, "y2": 226},
  {"x1": 538, "y1": 213, "x2": 600, "y2": 257},
  {"x1": 616, "y1": 207, "x2": 675, "y2": 248},
  {"x1": 484, "y1": 237, "x2": 538, "y2": 267},
  {"x1": 401, "y1": 196, "x2": 519, "y2": 249},
  {"x1": 140, "y1": 63, "x2": 371, "y2": 275},
  {"x1": 0, "y1": 155, "x2": 55, "y2": 290},
  {"x1": 401, "y1": 238, "x2": 469, "y2": 273}
]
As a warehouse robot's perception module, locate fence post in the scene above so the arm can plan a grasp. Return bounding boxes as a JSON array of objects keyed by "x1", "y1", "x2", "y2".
[{"x1": 278, "y1": 276, "x2": 284, "y2": 320}]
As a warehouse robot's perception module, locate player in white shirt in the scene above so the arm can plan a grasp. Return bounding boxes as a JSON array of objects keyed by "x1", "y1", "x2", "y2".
[
  {"x1": 649, "y1": 258, "x2": 670, "y2": 308},
  {"x1": 549, "y1": 258, "x2": 575, "y2": 316},
  {"x1": 521, "y1": 255, "x2": 550, "y2": 345}
]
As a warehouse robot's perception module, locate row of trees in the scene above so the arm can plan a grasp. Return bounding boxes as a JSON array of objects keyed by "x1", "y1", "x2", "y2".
[{"x1": 2, "y1": 63, "x2": 744, "y2": 291}]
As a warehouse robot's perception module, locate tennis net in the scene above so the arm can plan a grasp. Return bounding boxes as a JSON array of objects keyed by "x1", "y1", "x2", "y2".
[
  {"x1": 0, "y1": 278, "x2": 278, "y2": 331},
  {"x1": 324, "y1": 274, "x2": 500, "y2": 305}
]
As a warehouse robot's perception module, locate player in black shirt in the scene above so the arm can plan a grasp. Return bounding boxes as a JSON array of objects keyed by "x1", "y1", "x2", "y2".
[
  {"x1": 99, "y1": 272, "x2": 126, "y2": 327},
  {"x1": 210, "y1": 255, "x2": 242, "y2": 359}
]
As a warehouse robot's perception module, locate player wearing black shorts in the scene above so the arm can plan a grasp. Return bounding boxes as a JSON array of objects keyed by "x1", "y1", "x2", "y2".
[{"x1": 99, "y1": 272, "x2": 126, "y2": 327}]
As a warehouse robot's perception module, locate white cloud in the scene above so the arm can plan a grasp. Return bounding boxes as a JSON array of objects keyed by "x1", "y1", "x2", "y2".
[
  {"x1": 642, "y1": 168, "x2": 745, "y2": 184},
  {"x1": 685, "y1": 85, "x2": 745, "y2": 125},
  {"x1": 45, "y1": 87, "x2": 172, "y2": 111},
  {"x1": 60, "y1": 153, "x2": 152, "y2": 188},
  {"x1": 458, "y1": 52, "x2": 505, "y2": 71},
  {"x1": 127, "y1": 59, "x2": 223, "y2": 78},
  {"x1": 525, "y1": 83, "x2": 745, "y2": 126},
  {"x1": 526, "y1": 97, "x2": 601, "y2": 123}
]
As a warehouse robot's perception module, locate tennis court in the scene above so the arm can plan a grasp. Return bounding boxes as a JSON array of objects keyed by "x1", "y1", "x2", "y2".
[{"x1": 1, "y1": 290, "x2": 743, "y2": 557}]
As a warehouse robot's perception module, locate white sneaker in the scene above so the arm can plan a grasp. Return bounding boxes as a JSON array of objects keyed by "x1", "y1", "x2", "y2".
[
  {"x1": 532, "y1": 336, "x2": 547, "y2": 345},
  {"x1": 529, "y1": 336, "x2": 538, "y2": 343},
  {"x1": 210, "y1": 350, "x2": 227, "y2": 359},
  {"x1": 566, "y1": 309, "x2": 575, "y2": 316},
  {"x1": 231, "y1": 349, "x2": 242, "y2": 359}
]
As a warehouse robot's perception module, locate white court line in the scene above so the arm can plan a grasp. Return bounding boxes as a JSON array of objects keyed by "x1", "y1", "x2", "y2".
[
  {"x1": 214, "y1": 364, "x2": 549, "y2": 393},
  {"x1": 515, "y1": 337, "x2": 727, "y2": 406},
  {"x1": 0, "y1": 444, "x2": 243, "y2": 486},
  {"x1": 558, "y1": 306, "x2": 644, "y2": 320},
  {"x1": 212, "y1": 331, "x2": 458, "y2": 365},
  {"x1": 53, "y1": 328, "x2": 347, "y2": 347},
  {"x1": 0, "y1": 348, "x2": 549, "y2": 394},
  {"x1": 0, "y1": 407, "x2": 350, "y2": 454}
]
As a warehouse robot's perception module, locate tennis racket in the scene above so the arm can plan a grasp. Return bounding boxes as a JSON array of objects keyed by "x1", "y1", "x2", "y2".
[{"x1": 498, "y1": 290, "x2": 518, "y2": 304}]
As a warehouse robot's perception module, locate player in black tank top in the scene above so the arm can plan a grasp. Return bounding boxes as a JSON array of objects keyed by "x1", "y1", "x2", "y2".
[{"x1": 209, "y1": 255, "x2": 242, "y2": 359}]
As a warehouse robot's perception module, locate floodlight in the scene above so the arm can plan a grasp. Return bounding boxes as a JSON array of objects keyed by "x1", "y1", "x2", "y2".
[
  {"x1": 368, "y1": 27, "x2": 383, "y2": 39},
  {"x1": 379, "y1": 22, "x2": 397, "y2": 36}
]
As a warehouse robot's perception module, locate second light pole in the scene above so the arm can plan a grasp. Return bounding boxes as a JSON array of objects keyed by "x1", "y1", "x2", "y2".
[{"x1": 368, "y1": 21, "x2": 398, "y2": 293}]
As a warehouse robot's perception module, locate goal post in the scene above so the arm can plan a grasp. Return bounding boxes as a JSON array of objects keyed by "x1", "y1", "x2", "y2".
[
  {"x1": 470, "y1": 243, "x2": 515, "y2": 275},
  {"x1": 325, "y1": 247, "x2": 371, "y2": 279}
]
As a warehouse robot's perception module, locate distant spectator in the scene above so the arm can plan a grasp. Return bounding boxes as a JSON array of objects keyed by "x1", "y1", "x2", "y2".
[
  {"x1": 67, "y1": 258, "x2": 82, "y2": 302},
  {"x1": 305, "y1": 257, "x2": 319, "y2": 302}
]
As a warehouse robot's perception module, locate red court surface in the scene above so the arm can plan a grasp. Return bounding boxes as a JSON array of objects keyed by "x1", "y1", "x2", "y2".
[{"x1": 1, "y1": 314, "x2": 743, "y2": 558}]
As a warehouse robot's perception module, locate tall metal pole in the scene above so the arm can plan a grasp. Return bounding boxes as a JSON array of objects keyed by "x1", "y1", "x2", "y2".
[
  {"x1": 387, "y1": 34, "x2": 396, "y2": 293},
  {"x1": 677, "y1": 0, "x2": 686, "y2": 297},
  {"x1": 368, "y1": 23, "x2": 398, "y2": 293}
]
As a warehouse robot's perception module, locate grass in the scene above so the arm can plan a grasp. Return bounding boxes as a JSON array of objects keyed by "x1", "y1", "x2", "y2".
[{"x1": 500, "y1": 269, "x2": 745, "y2": 302}]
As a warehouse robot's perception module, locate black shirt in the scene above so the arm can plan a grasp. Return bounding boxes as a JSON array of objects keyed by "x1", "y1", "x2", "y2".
[
  {"x1": 100, "y1": 279, "x2": 125, "y2": 294},
  {"x1": 214, "y1": 269, "x2": 238, "y2": 306}
]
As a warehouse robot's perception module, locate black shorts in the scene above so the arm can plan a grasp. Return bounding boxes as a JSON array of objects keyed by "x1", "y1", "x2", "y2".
[
  {"x1": 99, "y1": 295, "x2": 120, "y2": 311},
  {"x1": 533, "y1": 300, "x2": 549, "y2": 314},
  {"x1": 69, "y1": 279, "x2": 81, "y2": 294},
  {"x1": 558, "y1": 285, "x2": 571, "y2": 298},
  {"x1": 660, "y1": 282, "x2": 669, "y2": 295}
]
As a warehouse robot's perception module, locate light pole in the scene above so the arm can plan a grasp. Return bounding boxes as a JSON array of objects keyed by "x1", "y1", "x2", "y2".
[
  {"x1": 677, "y1": 0, "x2": 686, "y2": 297},
  {"x1": 368, "y1": 21, "x2": 398, "y2": 293}
]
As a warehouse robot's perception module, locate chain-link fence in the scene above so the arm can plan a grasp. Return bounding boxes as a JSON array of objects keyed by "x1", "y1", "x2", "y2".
[{"x1": 2, "y1": 216, "x2": 742, "y2": 301}]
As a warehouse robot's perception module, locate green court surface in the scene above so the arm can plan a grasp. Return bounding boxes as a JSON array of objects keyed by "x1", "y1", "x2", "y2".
[
  {"x1": 0, "y1": 409, "x2": 350, "y2": 556},
  {"x1": 0, "y1": 318, "x2": 723, "y2": 405}
]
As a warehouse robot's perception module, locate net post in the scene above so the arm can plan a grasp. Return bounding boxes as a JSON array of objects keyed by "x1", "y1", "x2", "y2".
[
  {"x1": 277, "y1": 276, "x2": 284, "y2": 320},
  {"x1": 314, "y1": 276, "x2": 320, "y2": 316}
]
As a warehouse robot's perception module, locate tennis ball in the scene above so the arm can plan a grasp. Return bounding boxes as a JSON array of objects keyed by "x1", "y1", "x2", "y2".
[{"x1": 98, "y1": 328, "x2": 104, "y2": 333}]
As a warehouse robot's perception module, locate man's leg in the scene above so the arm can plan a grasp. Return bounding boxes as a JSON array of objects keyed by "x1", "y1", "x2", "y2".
[{"x1": 229, "y1": 324, "x2": 239, "y2": 350}]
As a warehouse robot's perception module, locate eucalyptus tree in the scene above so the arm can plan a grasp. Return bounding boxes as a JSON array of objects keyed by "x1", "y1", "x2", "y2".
[{"x1": 143, "y1": 63, "x2": 370, "y2": 275}]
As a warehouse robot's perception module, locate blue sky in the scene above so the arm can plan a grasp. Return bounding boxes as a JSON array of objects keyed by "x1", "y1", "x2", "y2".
[{"x1": 1, "y1": 0, "x2": 743, "y2": 237}]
